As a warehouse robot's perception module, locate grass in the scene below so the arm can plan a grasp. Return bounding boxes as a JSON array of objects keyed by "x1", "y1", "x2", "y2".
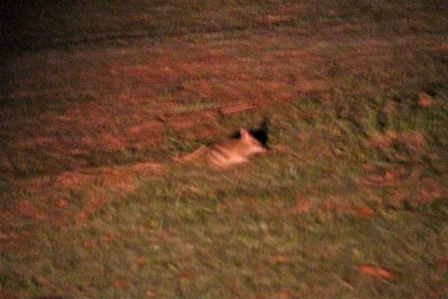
[{"x1": 1, "y1": 0, "x2": 447, "y2": 298}]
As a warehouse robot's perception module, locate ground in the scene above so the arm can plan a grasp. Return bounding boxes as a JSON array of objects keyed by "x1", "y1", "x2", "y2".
[{"x1": 0, "y1": 1, "x2": 447, "y2": 298}]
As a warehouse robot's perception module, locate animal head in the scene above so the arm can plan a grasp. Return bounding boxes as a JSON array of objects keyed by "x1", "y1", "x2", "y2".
[{"x1": 239, "y1": 128, "x2": 267, "y2": 155}]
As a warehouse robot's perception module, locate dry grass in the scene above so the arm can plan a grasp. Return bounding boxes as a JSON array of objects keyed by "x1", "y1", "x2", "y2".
[{"x1": 1, "y1": 0, "x2": 447, "y2": 298}]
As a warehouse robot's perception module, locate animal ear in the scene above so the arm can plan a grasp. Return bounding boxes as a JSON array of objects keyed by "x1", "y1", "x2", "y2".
[{"x1": 240, "y1": 128, "x2": 249, "y2": 139}]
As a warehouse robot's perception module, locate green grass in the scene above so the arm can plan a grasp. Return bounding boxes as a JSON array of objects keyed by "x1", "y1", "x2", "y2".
[{"x1": 1, "y1": 0, "x2": 447, "y2": 298}]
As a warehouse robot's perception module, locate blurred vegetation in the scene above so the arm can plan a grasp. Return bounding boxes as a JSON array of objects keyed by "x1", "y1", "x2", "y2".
[{"x1": 0, "y1": 0, "x2": 447, "y2": 298}]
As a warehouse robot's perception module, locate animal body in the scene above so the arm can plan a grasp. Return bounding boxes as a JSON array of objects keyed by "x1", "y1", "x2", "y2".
[
  {"x1": 207, "y1": 128, "x2": 267, "y2": 168},
  {"x1": 176, "y1": 128, "x2": 267, "y2": 169}
]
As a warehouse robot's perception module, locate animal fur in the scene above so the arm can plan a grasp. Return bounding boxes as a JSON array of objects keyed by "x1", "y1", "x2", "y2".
[{"x1": 176, "y1": 128, "x2": 267, "y2": 169}]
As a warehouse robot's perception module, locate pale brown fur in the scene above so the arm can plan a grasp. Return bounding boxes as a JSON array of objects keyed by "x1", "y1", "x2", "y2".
[
  {"x1": 207, "y1": 128, "x2": 266, "y2": 168},
  {"x1": 176, "y1": 128, "x2": 266, "y2": 169}
]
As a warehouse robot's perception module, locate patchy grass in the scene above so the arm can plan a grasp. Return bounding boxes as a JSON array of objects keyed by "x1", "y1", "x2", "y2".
[{"x1": 1, "y1": 0, "x2": 447, "y2": 298}]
